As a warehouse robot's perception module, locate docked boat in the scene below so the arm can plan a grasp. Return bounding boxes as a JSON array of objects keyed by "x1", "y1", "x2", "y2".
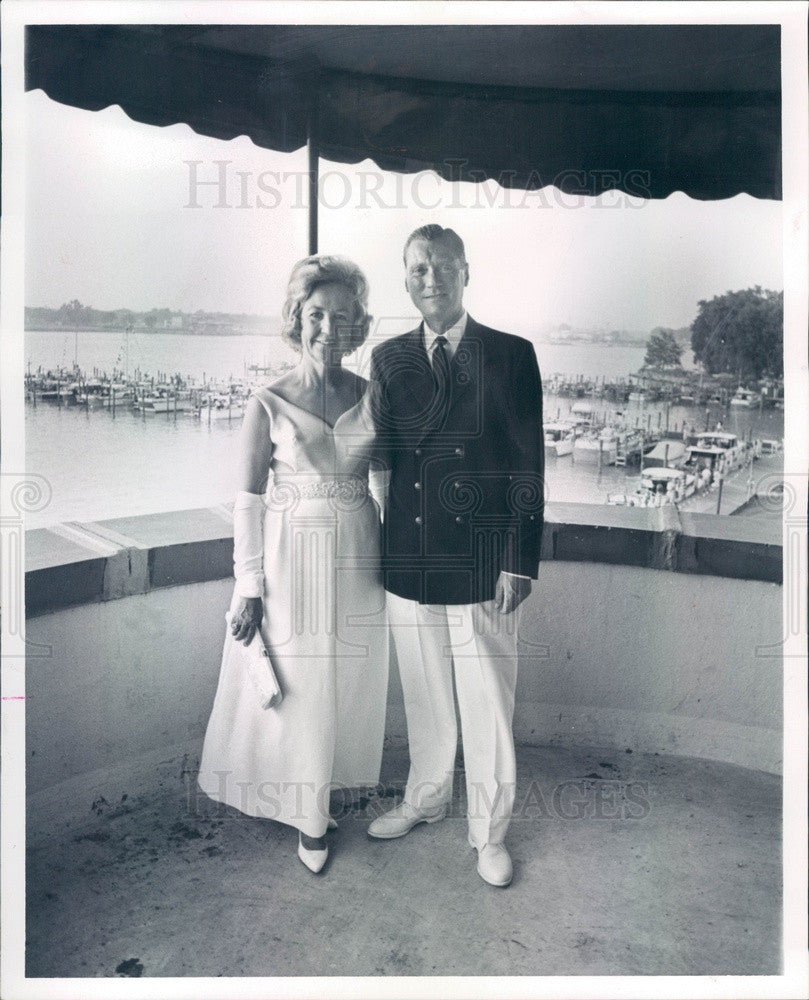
[
  {"x1": 544, "y1": 421, "x2": 576, "y2": 457},
  {"x1": 573, "y1": 426, "x2": 619, "y2": 465},
  {"x1": 56, "y1": 383, "x2": 80, "y2": 404},
  {"x1": 570, "y1": 400, "x2": 597, "y2": 421},
  {"x1": 729, "y1": 386, "x2": 762, "y2": 408},
  {"x1": 759, "y1": 438, "x2": 783, "y2": 456},
  {"x1": 613, "y1": 427, "x2": 645, "y2": 466},
  {"x1": 196, "y1": 394, "x2": 246, "y2": 420},
  {"x1": 607, "y1": 466, "x2": 698, "y2": 507},
  {"x1": 686, "y1": 431, "x2": 748, "y2": 476},
  {"x1": 642, "y1": 439, "x2": 689, "y2": 468},
  {"x1": 74, "y1": 380, "x2": 109, "y2": 407},
  {"x1": 137, "y1": 392, "x2": 193, "y2": 413}
]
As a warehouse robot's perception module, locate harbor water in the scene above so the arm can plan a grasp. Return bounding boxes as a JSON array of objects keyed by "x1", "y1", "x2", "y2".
[{"x1": 23, "y1": 330, "x2": 784, "y2": 530}]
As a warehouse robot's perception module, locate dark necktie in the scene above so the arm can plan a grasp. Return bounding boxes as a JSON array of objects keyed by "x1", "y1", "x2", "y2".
[{"x1": 432, "y1": 335, "x2": 451, "y2": 408}]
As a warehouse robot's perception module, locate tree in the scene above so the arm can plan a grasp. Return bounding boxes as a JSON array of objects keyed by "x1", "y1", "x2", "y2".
[
  {"x1": 691, "y1": 287, "x2": 783, "y2": 380},
  {"x1": 644, "y1": 328, "x2": 682, "y2": 368},
  {"x1": 56, "y1": 299, "x2": 93, "y2": 328}
]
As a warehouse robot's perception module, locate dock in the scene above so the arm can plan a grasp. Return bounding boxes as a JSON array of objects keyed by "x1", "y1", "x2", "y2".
[{"x1": 679, "y1": 453, "x2": 784, "y2": 515}]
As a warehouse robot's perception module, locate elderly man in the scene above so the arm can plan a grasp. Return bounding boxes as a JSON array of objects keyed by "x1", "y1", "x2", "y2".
[{"x1": 367, "y1": 224, "x2": 544, "y2": 887}]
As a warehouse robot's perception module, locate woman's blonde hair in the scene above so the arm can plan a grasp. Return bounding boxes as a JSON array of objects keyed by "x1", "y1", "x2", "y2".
[{"x1": 281, "y1": 255, "x2": 371, "y2": 354}]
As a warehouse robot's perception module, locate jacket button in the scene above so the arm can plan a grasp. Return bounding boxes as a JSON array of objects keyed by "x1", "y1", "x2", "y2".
[
  {"x1": 414, "y1": 482, "x2": 421, "y2": 490},
  {"x1": 455, "y1": 516, "x2": 463, "y2": 523},
  {"x1": 453, "y1": 481, "x2": 461, "y2": 489},
  {"x1": 455, "y1": 447, "x2": 463, "y2": 455},
  {"x1": 415, "y1": 448, "x2": 422, "y2": 456},
  {"x1": 415, "y1": 516, "x2": 422, "y2": 524},
  {"x1": 529, "y1": 515, "x2": 535, "y2": 521}
]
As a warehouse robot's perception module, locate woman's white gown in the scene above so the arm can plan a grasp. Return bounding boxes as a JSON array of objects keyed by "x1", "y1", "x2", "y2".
[{"x1": 197, "y1": 385, "x2": 388, "y2": 837}]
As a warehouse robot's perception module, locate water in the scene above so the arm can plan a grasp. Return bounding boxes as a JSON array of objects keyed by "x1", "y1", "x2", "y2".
[
  {"x1": 24, "y1": 326, "x2": 289, "y2": 384},
  {"x1": 23, "y1": 328, "x2": 651, "y2": 385},
  {"x1": 23, "y1": 330, "x2": 783, "y2": 529}
]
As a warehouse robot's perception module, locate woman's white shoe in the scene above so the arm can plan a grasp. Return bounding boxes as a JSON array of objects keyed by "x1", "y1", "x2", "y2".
[{"x1": 297, "y1": 834, "x2": 329, "y2": 874}]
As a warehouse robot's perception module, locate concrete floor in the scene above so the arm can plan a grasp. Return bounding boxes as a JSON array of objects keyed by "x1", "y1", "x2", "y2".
[{"x1": 26, "y1": 738, "x2": 781, "y2": 979}]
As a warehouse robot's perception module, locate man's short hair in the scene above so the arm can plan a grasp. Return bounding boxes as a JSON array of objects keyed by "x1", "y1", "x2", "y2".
[{"x1": 403, "y1": 225, "x2": 467, "y2": 266}]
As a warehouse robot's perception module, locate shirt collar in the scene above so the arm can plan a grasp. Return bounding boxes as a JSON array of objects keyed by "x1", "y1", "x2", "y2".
[{"x1": 423, "y1": 311, "x2": 468, "y2": 354}]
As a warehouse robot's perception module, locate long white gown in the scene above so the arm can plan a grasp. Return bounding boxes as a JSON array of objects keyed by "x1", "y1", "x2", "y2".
[{"x1": 197, "y1": 385, "x2": 389, "y2": 838}]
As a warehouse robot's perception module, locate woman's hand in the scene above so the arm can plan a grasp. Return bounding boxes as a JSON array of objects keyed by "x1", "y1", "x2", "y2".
[{"x1": 231, "y1": 597, "x2": 263, "y2": 645}]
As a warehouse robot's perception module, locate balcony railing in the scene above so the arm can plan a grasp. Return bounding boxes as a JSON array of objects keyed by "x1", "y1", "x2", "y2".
[{"x1": 22, "y1": 502, "x2": 783, "y2": 801}]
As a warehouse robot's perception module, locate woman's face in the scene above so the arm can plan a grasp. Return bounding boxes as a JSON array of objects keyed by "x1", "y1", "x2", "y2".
[{"x1": 299, "y1": 282, "x2": 358, "y2": 367}]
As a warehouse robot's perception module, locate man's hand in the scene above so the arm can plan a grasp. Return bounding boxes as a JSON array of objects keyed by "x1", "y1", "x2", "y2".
[{"x1": 493, "y1": 573, "x2": 532, "y2": 615}]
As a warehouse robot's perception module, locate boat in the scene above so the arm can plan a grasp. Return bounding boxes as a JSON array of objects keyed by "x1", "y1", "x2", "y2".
[
  {"x1": 642, "y1": 439, "x2": 689, "y2": 468},
  {"x1": 56, "y1": 383, "x2": 80, "y2": 404},
  {"x1": 607, "y1": 466, "x2": 698, "y2": 507},
  {"x1": 544, "y1": 421, "x2": 576, "y2": 457},
  {"x1": 613, "y1": 427, "x2": 646, "y2": 466},
  {"x1": 74, "y1": 380, "x2": 108, "y2": 407},
  {"x1": 137, "y1": 392, "x2": 193, "y2": 413},
  {"x1": 570, "y1": 400, "x2": 596, "y2": 418},
  {"x1": 196, "y1": 394, "x2": 246, "y2": 420},
  {"x1": 686, "y1": 431, "x2": 749, "y2": 476},
  {"x1": 729, "y1": 386, "x2": 762, "y2": 408},
  {"x1": 627, "y1": 389, "x2": 647, "y2": 404},
  {"x1": 759, "y1": 438, "x2": 783, "y2": 456},
  {"x1": 573, "y1": 426, "x2": 619, "y2": 465}
]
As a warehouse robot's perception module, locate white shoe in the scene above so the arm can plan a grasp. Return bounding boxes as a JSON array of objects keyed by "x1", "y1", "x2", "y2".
[
  {"x1": 367, "y1": 801, "x2": 447, "y2": 839},
  {"x1": 298, "y1": 833, "x2": 328, "y2": 874},
  {"x1": 469, "y1": 835, "x2": 512, "y2": 887}
]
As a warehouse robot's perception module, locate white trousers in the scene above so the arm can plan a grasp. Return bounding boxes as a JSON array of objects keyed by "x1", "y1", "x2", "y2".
[{"x1": 386, "y1": 592, "x2": 521, "y2": 848}]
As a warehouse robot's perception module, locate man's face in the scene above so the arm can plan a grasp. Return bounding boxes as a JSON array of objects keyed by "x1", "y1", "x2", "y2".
[{"x1": 404, "y1": 237, "x2": 469, "y2": 332}]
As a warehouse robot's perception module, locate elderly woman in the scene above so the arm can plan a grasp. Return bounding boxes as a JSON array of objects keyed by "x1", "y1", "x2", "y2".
[{"x1": 198, "y1": 256, "x2": 388, "y2": 874}]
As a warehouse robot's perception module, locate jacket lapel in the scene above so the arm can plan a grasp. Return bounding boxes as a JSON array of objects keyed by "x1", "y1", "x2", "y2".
[
  {"x1": 447, "y1": 315, "x2": 483, "y2": 414},
  {"x1": 384, "y1": 326, "x2": 436, "y2": 441},
  {"x1": 387, "y1": 318, "x2": 486, "y2": 444}
]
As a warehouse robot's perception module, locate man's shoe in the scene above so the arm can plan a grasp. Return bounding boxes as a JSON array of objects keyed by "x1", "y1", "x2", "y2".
[
  {"x1": 367, "y1": 801, "x2": 447, "y2": 839},
  {"x1": 472, "y1": 842, "x2": 513, "y2": 887}
]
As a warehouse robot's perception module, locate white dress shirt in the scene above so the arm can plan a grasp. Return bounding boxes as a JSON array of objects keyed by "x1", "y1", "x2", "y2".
[{"x1": 423, "y1": 311, "x2": 467, "y2": 363}]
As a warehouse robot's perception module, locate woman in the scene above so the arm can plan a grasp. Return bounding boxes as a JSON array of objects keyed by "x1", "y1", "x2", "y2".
[{"x1": 198, "y1": 256, "x2": 388, "y2": 873}]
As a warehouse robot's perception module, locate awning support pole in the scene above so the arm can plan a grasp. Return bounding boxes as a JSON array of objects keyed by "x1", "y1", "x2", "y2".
[{"x1": 307, "y1": 91, "x2": 319, "y2": 256}]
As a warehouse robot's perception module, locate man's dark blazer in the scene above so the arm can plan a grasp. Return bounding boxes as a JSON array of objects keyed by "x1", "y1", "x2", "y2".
[{"x1": 369, "y1": 315, "x2": 544, "y2": 605}]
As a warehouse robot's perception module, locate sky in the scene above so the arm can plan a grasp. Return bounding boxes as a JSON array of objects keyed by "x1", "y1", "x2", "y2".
[{"x1": 25, "y1": 90, "x2": 784, "y2": 338}]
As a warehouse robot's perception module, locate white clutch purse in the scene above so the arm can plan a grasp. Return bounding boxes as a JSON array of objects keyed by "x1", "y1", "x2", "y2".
[{"x1": 225, "y1": 611, "x2": 283, "y2": 709}]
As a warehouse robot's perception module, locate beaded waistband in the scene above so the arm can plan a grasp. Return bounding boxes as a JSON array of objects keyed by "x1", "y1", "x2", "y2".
[{"x1": 270, "y1": 478, "x2": 369, "y2": 500}]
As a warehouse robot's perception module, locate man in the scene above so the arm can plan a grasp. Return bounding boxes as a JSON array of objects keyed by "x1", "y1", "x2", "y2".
[{"x1": 367, "y1": 224, "x2": 544, "y2": 887}]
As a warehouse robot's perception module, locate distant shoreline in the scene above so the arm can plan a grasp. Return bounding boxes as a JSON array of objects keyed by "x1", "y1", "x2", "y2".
[
  {"x1": 27, "y1": 327, "x2": 649, "y2": 346},
  {"x1": 541, "y1": 337, "x2": 647, "y2": 347},
  {"x1": 24, "y1": 327, "x2": 276, "y2": 336}
]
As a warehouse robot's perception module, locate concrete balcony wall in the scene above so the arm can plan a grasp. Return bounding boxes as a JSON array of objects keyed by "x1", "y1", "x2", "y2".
[{"x1": 24, "y1": 503, "x2": 783, "y2": 799}]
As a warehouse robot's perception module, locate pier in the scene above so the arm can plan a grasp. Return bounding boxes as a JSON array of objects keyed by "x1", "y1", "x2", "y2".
[
  {"x1": 24, "y1": 362, "x2": 293, "y2": 419},
  {"x1": 543, "y1": 370, "x2": 783, "y2": 410}
]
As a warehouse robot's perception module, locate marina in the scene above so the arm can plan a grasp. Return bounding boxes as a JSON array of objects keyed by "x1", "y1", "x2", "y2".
[{"x1": 22, "y1": 331, "x2": 784, "y2": 530}]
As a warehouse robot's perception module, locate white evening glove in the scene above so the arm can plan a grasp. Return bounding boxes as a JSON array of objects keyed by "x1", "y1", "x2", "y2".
[{"x1": 232, "y1": 490, "x2": 265, "y2": 598}]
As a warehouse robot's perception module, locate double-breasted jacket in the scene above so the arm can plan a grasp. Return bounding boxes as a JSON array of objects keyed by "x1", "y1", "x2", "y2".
[{"x1": 369, "y1": 316, "x2": 545, "y2": 605}]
